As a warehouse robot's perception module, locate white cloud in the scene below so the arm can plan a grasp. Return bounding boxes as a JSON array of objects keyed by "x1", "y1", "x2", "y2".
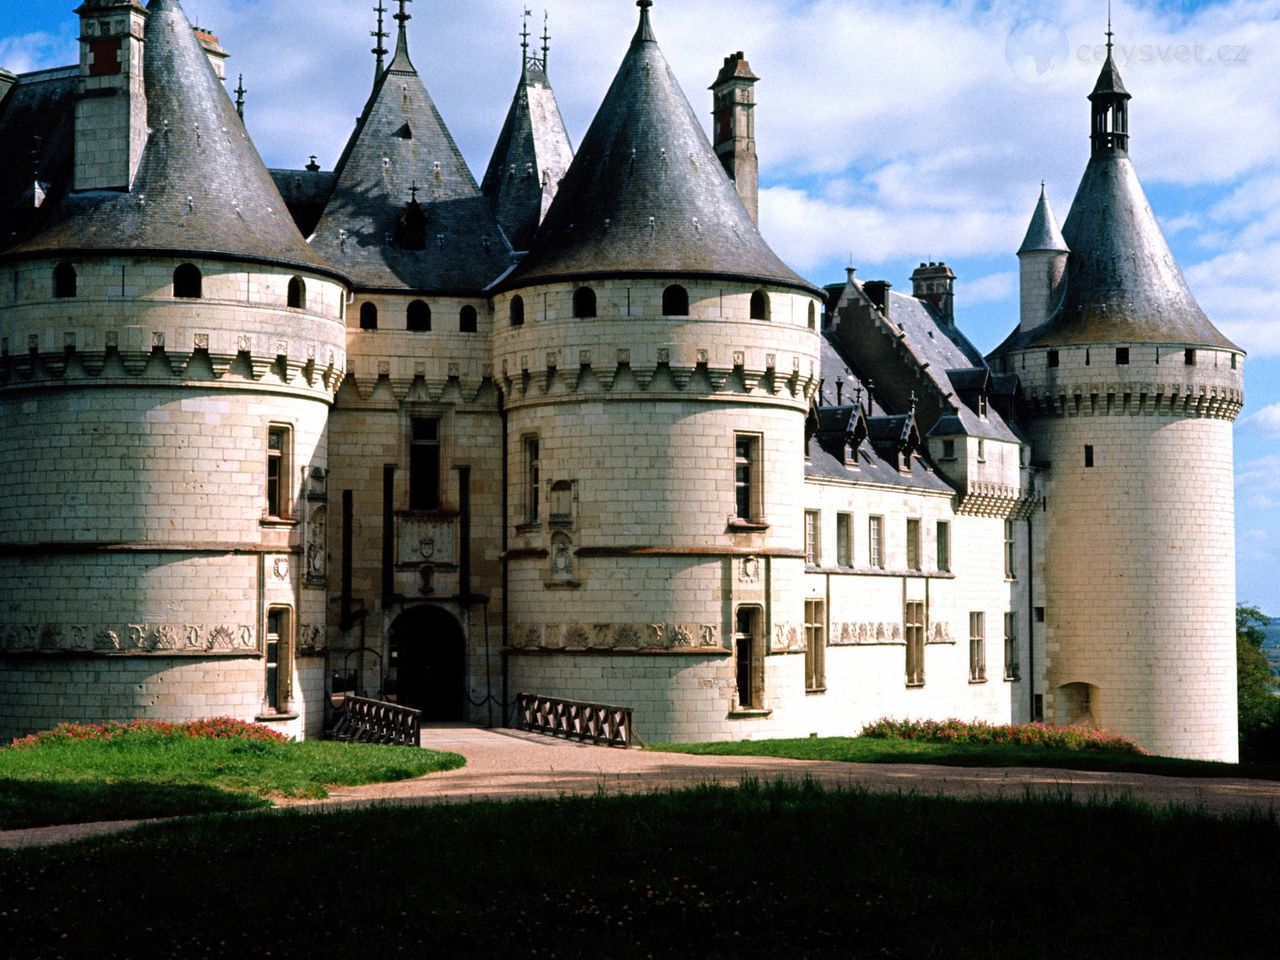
[{"x1": 1239, "y1": 403, "x2": 1280, "y2": 438}]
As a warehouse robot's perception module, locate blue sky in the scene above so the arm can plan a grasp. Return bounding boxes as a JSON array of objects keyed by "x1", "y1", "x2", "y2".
[{"x1": 3, "y1": 0, "x2": 1277, "y2": 611}]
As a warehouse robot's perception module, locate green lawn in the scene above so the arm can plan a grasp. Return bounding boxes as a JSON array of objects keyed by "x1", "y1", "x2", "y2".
[
  {"x1": 650, "y1": 735, "x2": 1280, "y2": 780},
  {"x1": 1, "y1": 782, "x2": 1277, "y2": 959},
  {"x1": 0, "y1": 734, "x2": 464, "y2": 830}
]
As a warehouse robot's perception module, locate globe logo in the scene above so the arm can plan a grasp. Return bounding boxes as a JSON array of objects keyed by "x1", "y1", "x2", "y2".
[{"x1": 1005, "y1": 17, "x2": 1070, "y2": 84}]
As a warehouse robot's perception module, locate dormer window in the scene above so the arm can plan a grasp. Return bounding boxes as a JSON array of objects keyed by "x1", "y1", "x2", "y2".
[
  {"x1": 53, "y1": 262, "x2": 77, "y2": 299},
  {"x1": 173, "y1": 263, "x2": 202, "y2": 299}
]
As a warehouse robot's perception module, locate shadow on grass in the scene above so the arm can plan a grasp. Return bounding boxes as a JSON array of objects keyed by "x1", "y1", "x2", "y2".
[{"x1": 0, "y1": 779, "x2": 267, "y2": 832}]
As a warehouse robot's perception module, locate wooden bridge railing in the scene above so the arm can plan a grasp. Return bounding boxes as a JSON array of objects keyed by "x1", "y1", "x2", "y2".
[
  {"x1": 330, "y1": 696, "x2": 422, "y2": 747},
  {"x1": 515, "y1": 693, "x2": 639, "y2": 748}
]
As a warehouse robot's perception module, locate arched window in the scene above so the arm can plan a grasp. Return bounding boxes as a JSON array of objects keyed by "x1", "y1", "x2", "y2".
[
  {"x1": 173, "y1": 263, "x2": 203, "y2": 299},
  {"x1": 359, "y1": 302, "x2": 378, "y2": 330},
  {"x1": 459, "y1": 305, "x2": 478, "y2": 333},
  {"x1": 808, "y1": 302, "x2": 817, "y2": 330},
  {"x1": 287, "y1": 276, "x2": 306, "y2": 309},
  {"x1": 662, "y1": 284, "x2": 689, "y2": 317},
  {"x1": 407, "y1": 299, "x2": 431, "y2": 332},
  {"x1": 749, "y1": 289, "x2": 769, "y2": 321},
  {"x1": 53, "y1": 262, "x2": 77, "y2": 299},
  {"x1": 510, "y1": 295, "x2": 525, "y2": 327},
  {"x1": 573, "y1": 287, "x2": 597, "y2": 319}
]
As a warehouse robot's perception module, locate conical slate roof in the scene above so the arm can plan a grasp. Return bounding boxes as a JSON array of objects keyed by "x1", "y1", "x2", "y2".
[
  {"x1": 309, "y1": 22, "x2": 509, "y2": 292},
  {"x1": 482, "y1": 55, "x2": 575, "y2": 253},
  {"x1": 2, "y1": 0, "x2": 338, "y2": 279},
  {"x1": 1091, "y1": 48, "x2": 1130, "y2": 99},
  {"x1": 1017, "y1": 184, "x2": 1068, "y2": 255},
  {"x1": 502, "y1": 3, "x2": 815, "y2": 293}
]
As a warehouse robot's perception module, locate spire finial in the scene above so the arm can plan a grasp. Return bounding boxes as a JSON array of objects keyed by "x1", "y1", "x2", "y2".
[
  {"x1": 234, "y1": 74, "x2": 246, "y2": 121},
  {"x1": 521, "y1": 7, "x2": 531, "y2": 59},
  {"x1": 634, "y1": 0, "x2": 656, "y2": 43},
  {"x1": 410, "y1": 181, "x2": 419, "y2": 203},
  {"x1": 1106, "y1": 0, "x2": 1114, "y2": 54},
  {"x1": 542, "y1": 11, "x2": 551, "y2": 69},
  {"x1": 372, "y1": 2, "x2": 389, "y2": 78}
]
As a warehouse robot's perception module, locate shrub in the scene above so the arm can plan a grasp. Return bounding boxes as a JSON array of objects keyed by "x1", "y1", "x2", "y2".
[
  {"x1": 9, "y1": 718, "x2": 289, "y2": 750},
  {"x1": 860, "y1": 718, "x2": 1146, "y2": 754}
]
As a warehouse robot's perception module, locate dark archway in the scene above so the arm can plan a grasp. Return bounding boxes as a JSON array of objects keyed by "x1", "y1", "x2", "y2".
[{"x1": 388, "y1": 605, "x2": 467, "y2": 721}]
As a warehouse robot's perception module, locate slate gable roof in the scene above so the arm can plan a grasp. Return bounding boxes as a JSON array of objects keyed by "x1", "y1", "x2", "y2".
[
  {"x1": 308, "y1": 27, "x2": 510, "y2": 293},
  {"x1": 0, "y1": 68, "x2": 76, "y2": 252},
  {"x1": 501, "y1": 4, "x2": 817, "y2": 294},
  {"x1": 1, "y1": 0, "x2": 337, "y2": 280},
  {"x1": 482, "y1": 58, "x2": 575, "y2": 253}
]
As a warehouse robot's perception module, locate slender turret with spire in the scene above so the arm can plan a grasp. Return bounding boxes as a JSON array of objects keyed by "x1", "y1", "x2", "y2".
[{"x1": 481, "y1": 7, "x2": 575, "y2": 252}]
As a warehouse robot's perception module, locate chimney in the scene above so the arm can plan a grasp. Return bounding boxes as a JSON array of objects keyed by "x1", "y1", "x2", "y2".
[
  {"x1": 863, "y1": 280, "x2": 892, "y2": 320},
  {"x1": 73, "y1": 0, "x2": 149, "y2": 192},
  {"x1": 193, "y1": 27, "x2": 229, "y2": 81},
  {"x1": 911, "y1": 261, "x2": 956, "y2": 324},
  {"x1": 710, "y1": 51, "x2": 759, "y2": 224}
]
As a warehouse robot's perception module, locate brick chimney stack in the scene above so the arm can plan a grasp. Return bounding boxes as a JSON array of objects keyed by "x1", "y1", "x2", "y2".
[
  {"x1": 73, "y1": 0, "x2": 149, "y2": 192},
  {"x1": 710, "y1": 51, "x2": 759, "y2": 224},
  {"x1": 911, "y1": 261, "x2": 956, "y2": 324}
]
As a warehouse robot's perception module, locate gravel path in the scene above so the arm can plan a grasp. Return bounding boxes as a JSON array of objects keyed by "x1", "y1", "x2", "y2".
[{"x1": 5, "y1": 724, "x2": 1278, "y2": 851}]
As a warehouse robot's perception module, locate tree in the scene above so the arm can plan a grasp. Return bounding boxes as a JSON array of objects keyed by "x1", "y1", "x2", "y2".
[{"x1": 1238, "y1": 603, "x2": 1280, "y2": 761}]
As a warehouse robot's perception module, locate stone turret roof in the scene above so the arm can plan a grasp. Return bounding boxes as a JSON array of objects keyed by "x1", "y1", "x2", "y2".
[
  {"x1": 1, "y1": 0, "x2": 339, "y2": 279},
  {"x1": 993, "y1": 57, "x2": 1237, "y2": 355},
  {"x1": 308, "y1": 21, "x2": 510, "y2": 293},
  {"x1": 481, "y1": 55, "x2": 575, "y2": 253},
  {"x1": 501, "y1": 3, "x2": 816, "y2": 294},
  {"x1": 1017, "y1": 184, "x2": 1068, "y2": 255}
]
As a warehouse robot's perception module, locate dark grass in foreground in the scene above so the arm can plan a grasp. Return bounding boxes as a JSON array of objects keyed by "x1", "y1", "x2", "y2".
[
  {"x1": 651, "y1": 736, "x2": 1280, "y2": 780},
  {"x1": 1, "y1": 782, "x2": 1277, "y2": 960},
  {"x1": 0, "y1": 737, "x2": 464, "y2": 830}
]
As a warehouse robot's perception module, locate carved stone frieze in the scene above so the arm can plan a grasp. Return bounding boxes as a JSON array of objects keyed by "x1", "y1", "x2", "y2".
[
  {"x1": 509, "y1": 622, "x2": 724, "y2": 652},
  {"x1": 828, "y1": 621, "x2": 910, "y2": 646},
  {"x1": 0, "y1": 623, "x2": 257, "y2": 655}
]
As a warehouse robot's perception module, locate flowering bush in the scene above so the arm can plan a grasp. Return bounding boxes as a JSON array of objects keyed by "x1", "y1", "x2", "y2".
[
  {"x1": 10, "y1": 717, "x2": 289, "y2": 750},
  {"x1": 860, "y1": 717, "x2": 1146, "y2": 755}
]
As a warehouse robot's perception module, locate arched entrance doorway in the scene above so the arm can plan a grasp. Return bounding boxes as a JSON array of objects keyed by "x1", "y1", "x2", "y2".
[{"x1": 388, "y1": 605, "x2": 467, "y2": 721}]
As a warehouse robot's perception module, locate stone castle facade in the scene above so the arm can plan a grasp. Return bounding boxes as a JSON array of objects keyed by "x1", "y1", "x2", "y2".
[{"x1": 0, "y1": 1, "x2": 1244, "y2": 760}]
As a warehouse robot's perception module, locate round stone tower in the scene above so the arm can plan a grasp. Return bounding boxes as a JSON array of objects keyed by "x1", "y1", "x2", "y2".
[
  {"x1": 493, "y1": 1, "x2": 824, "y2": 742},
  {"x1": 0, "y1": 0, "x2": 348, "y2": 739},
  {"x1": 993, "y1": 35, "x2": 1244, "y2": 761}
]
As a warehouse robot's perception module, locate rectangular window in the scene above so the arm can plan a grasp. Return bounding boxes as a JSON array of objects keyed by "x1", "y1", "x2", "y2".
[
  {"x1": 409, "y1": 418, "x2": 441, "y2": 511},
  {"x1": 734, "y1": 434, "x2": 762, "y2": 522},
  {"x1": 523, "y1": 435, "x2": 540, "y2": 524},
  {"x1": 264, "y1": 607, "x2": 291, "y2": 713},
  {"x1": 1004, "y1": 612, "x2": 1020, "y2": 681},
  {"x1": 977, "y1": 392, "x2": 988, "y2": 418},
  {"x1": 836, "y1": 513, "x2": 852, "y2": 567},
  {"x1": 936, "y1": 521, "x2": 951, "y2": 573},
  {"x1": 804, "y1": 510, "x2": 820, "y2": 566},
  {"x1": 1116, "y1": 347, "x2": 1130, "y2": 365},
  {"x1": 1004, "y1": 520, "x2": 1016, "y2": 579},
  {"x1": 1084, "y1": 445, "x2": 1094, "y2": 469},
  {"x1": 1185, "y1": 348, "x2": 1196, "y2": 366},
  {"x1": 804, "y1": 598, "x2": 826, "y2": 692},
  {"x1": 1035, "y1": 606, "x2": 1046, "y2": 623},
  {"x1": 977, "y1": 439, "x2": 986, "y2": 463},
  {"x1": 905, "y1": 601, "x2": 925, "y2": 686},
  {"x1": 266, "y1": 425, "x2": 290, "y2": 518},
  {"x1": 969, "y1": 612, "x2": 986, "y2": 682},
  {"x1": 868, "y1": 515, "x2": 884, "y2": 569},
  {"x1": 941, "y1": 439, "x2": 956, "y2": 460},
  {"x1": 735, "y1": 606, "x2": 764, "y2": 710},
  {"x1": 1047, "y1": 350, "x2": 1060, "y2": 368},
  {"x1": 906, "y1": 518, "x2": 921, "y2": 571}
]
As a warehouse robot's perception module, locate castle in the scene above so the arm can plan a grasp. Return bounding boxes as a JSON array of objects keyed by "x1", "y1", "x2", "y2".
[{"x1": 0, "y1": 0, "x2": 1244, "y2": 761}]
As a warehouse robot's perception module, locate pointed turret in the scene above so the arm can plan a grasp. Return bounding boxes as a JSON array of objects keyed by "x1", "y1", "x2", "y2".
[
  {"x1": 1089, "y1": 22, "x2": 1130, "y2": 157},
  {"x1": 4, "y1": 0, "x2": 334, "y2": 276},
  {"x1": 1017, "y1": 184, "x2": 1068, "y2": 332},
  {"x1": 309, "y1": 0, "x2": 508, "y2": 291},
  {"x1": 502, "y1": 0, "x2": 812, "y2": 292},
  {"x1": 481, "y1": 10, "x2": 574, "y2": 253}
]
